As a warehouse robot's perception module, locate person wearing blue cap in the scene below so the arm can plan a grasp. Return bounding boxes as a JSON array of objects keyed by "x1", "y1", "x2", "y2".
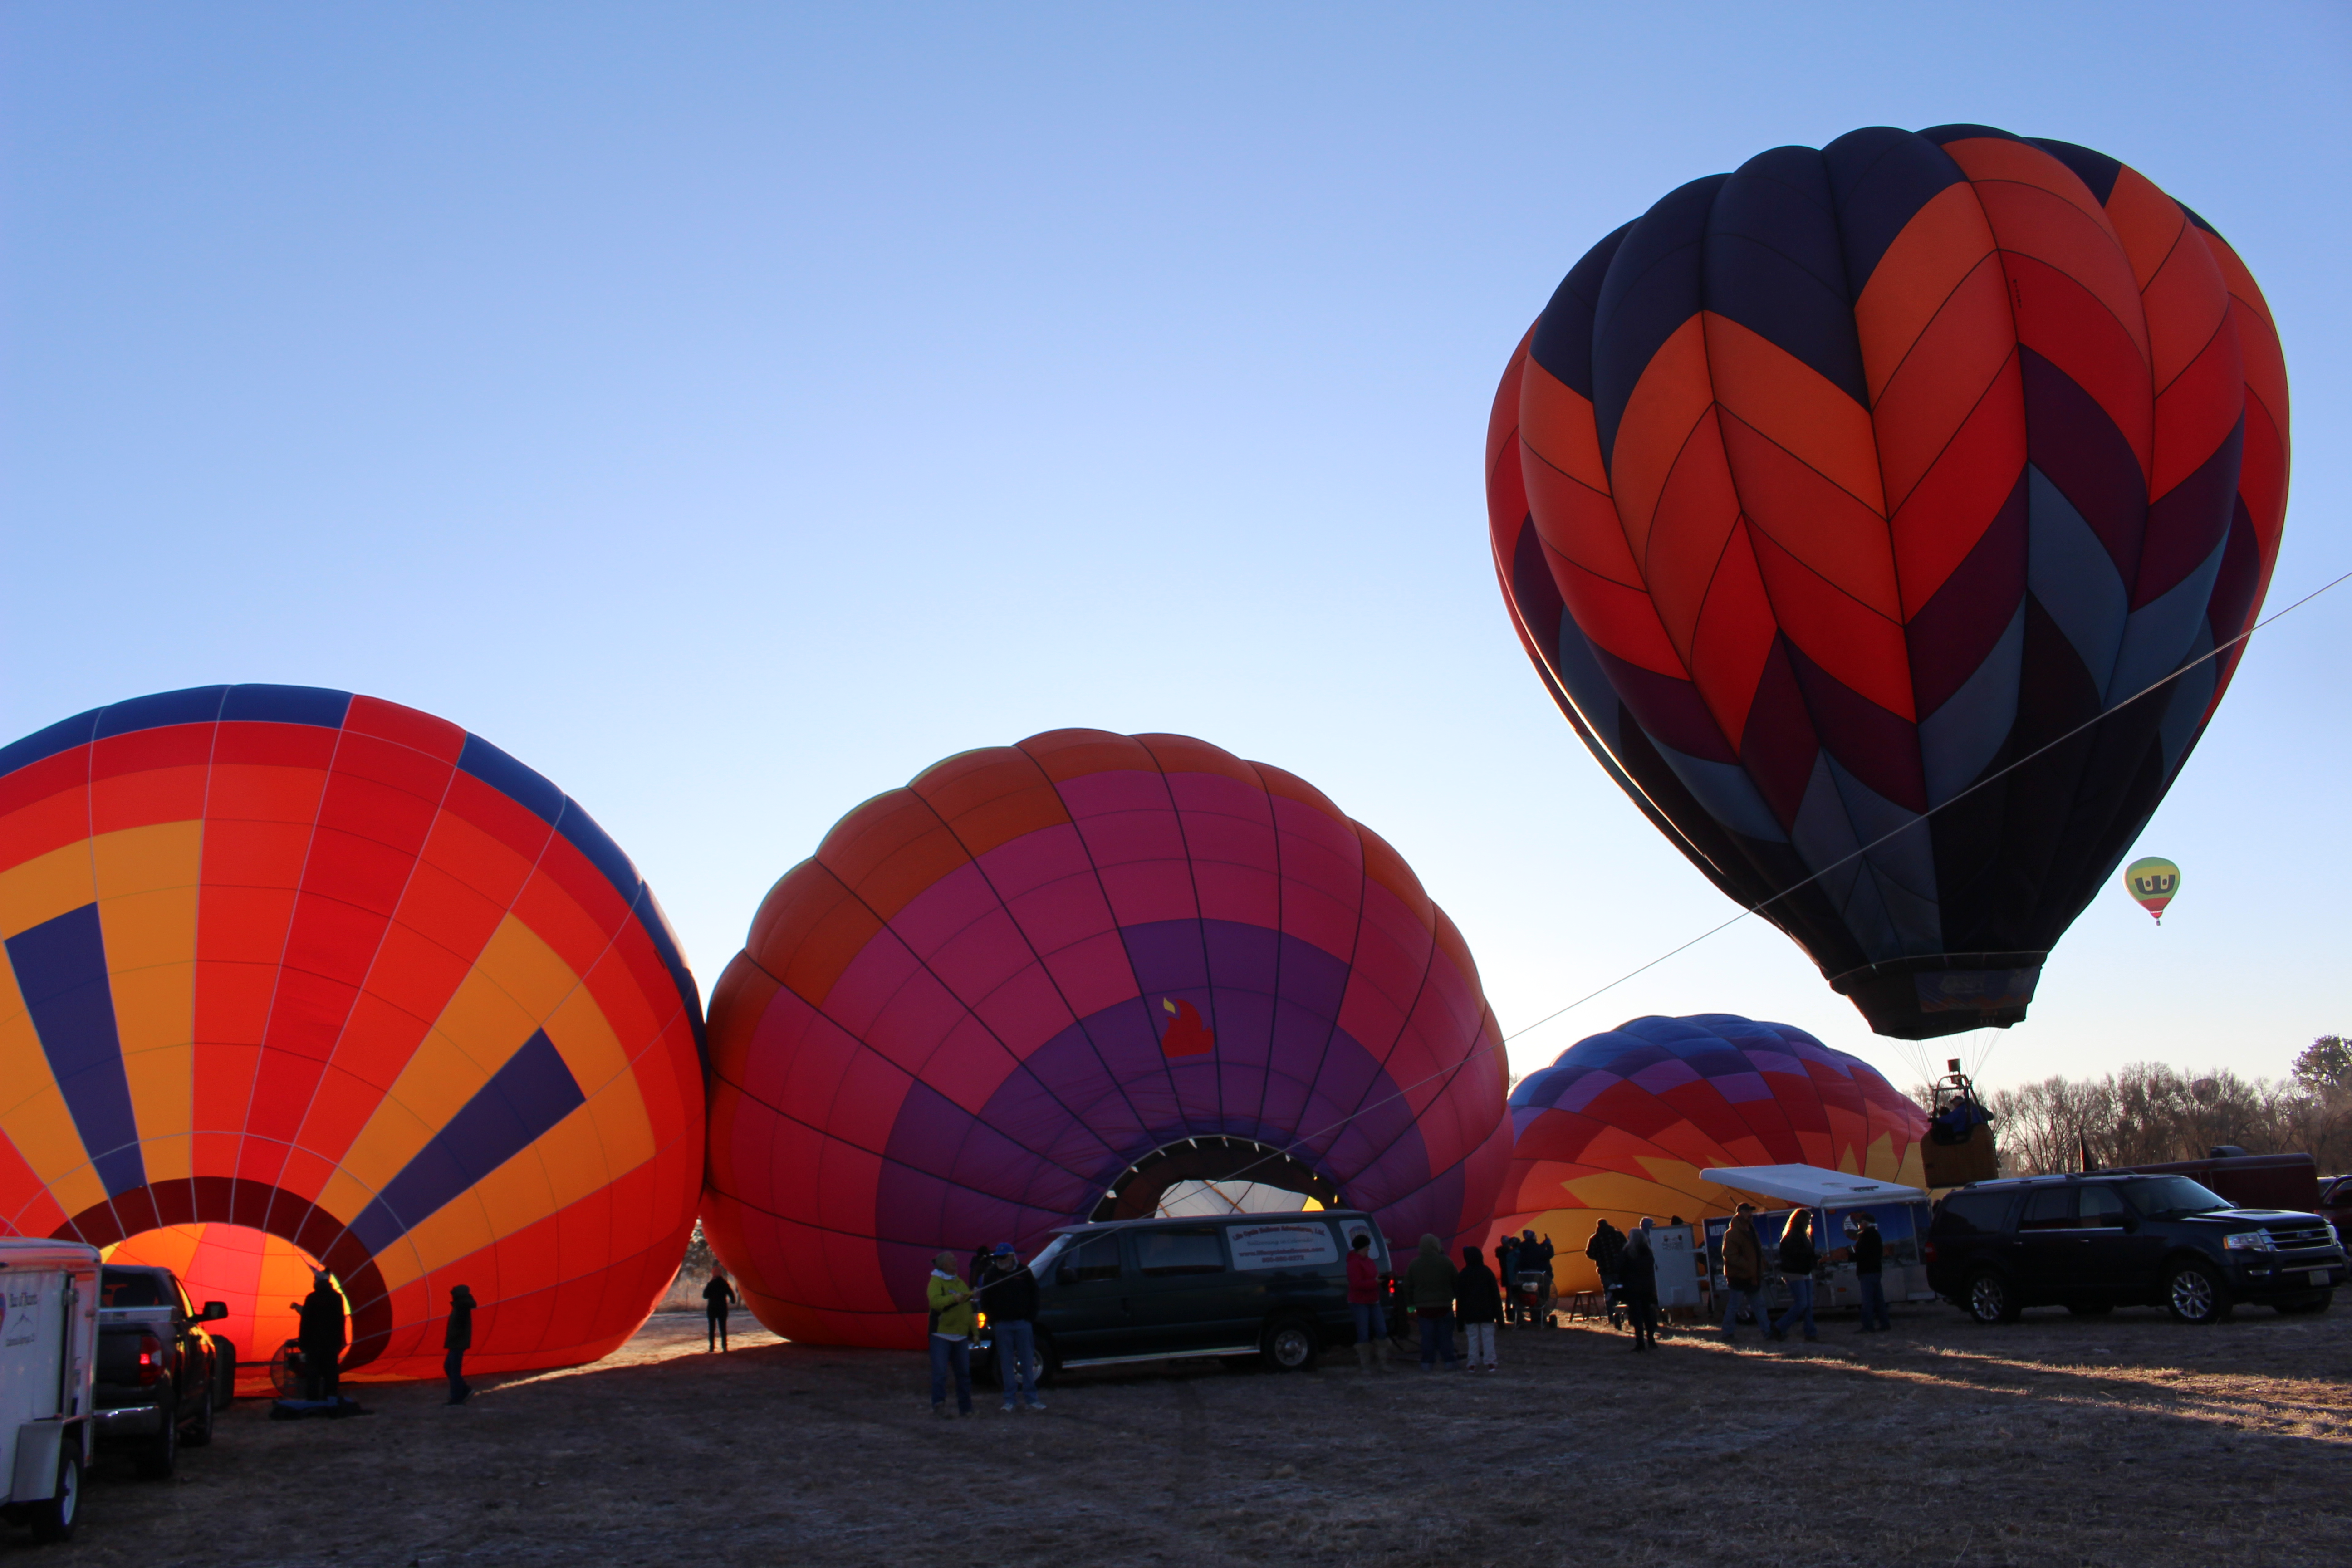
[{"x1": 978, "y1": 1243, "x2": 1045, "y2": 1413}]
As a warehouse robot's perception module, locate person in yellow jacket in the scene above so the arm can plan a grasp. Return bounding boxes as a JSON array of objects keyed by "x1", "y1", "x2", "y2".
[{"x1": 927, "y1": 1250, "x2": 976, "y2": 1417}]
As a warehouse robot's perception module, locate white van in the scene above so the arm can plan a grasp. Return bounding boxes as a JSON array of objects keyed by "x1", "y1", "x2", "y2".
[{"x1": 1, "y1": 1238, "x2": 102, "y2": 1544}]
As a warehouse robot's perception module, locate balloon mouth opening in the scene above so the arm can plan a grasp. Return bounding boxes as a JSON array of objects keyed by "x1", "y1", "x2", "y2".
[
  {"x1": 1828, "y1": 953, "x2": 2046, "y2": 1041},
  {"x1": 1092, "y1": 1137, "x2": 1340, "y2": 1222}
]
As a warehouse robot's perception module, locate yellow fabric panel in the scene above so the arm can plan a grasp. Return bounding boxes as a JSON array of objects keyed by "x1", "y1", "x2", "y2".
[
  {"x1": 314, "y1": 1093, "x2": 439, "y2": 1233},
  {"x1": 0, "y1": 838, "x2": 98, "y2": 941},
  {"x1": 367, "y1": 1175, "x2": 500, "y2": 1296},
  {"x1": 0, "y1": 958, "x2": 42, "y2": 1118},
  {"x1": 0, "y1": 1081, "x2": 106, "y2": 1219},
  {"x1": 98, "y1": 835, "x2": 201, "y2": 1174},
  {"x1": 326, "y1": 913, "x2": 650, "y2": 1235}
]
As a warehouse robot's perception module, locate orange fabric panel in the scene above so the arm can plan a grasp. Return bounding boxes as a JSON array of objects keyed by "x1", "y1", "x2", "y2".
[
  {"x1": 760, "y1": 862, "x2": 887, "y2": 1007},
  {"x1": 1554, "y1": 556, "x2": 1689, "y2": 678},
  {"x1": 89, "y1": 763, "x2": 206, "y2": 837},
  {"x1": 2150, "y1": 323, "x2": 2247, "y2": 504},
  {"x1": 1604, "y1": 316, "x2": 1714, "y2": 565},
  {"x1": 1967, "y1": 180, "x2": 2149, "y2": 368},
  {"x1": 815, "y1": 792, "x2": 969, "y2": 926},
  {"x1": 1642, "y1": 405, "x2": 1744, "y2": 666},
  {"x1": 2139, "y1": 206, "x2": 2232, "y2": 393},
  {"x1": 1746, "y1": 523, "x2": 1915, "y2": 721},
  {"x1": 1486, "y1": 326, "x2": 1533, "y2": 483},
  {"x1": 1701, "y1": 311, "x2": 1885, "y2": 515},
  {"x1": 1889, "y1": 349, "x2": 2028, "y2": 618},
  {"x1": 911, "y1": 746, "x2": 1069, "y2": 859},
  {"x1": 1718, "y1": 409, "x2": 1902, "y2": 621},
  {"x1": 1518, "y1": 356, "x2": 1612, "y2": 495},
  {"x1": 1022, "y1": 729, "x2": 1161, "y2": 784},
  {"x1": 1868, "y1": 254, "x2": 2016, "y2": 515},
  {"x1": 2101, "y1": 166, "x2": 2189, "y2": 291},
  {"x1": 1941, "y1": 135, "x2": 2120, "y2": 237},
  {"x1": 1689, "y1": 521, "x2": 1779, "y2": 745},
  {"x1": 1524, "y1": 445, "x2": 1642, "y2": 585},
  {"x1": 2004, "y1": 251, "x2": 2155, "y2": 479},
  {"x1": 1852, "y1": 181, "x2": 2002, "y2": 404}
]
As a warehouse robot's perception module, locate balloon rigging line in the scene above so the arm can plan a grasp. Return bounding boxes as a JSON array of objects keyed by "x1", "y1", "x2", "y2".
[{"x1": 1159, "y1": 562, "x2": 2352, "y2": 1217}]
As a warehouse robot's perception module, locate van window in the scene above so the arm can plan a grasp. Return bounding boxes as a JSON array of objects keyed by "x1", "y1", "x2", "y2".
[
  {"x1": 1066, "y1": 1234, "x2": 1122, "y2": 1282},
  {"x1": 1136, "y1": 1228, "x2": 1225, "y2": 1276}
]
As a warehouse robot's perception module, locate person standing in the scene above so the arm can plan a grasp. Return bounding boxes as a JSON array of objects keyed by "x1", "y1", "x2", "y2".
[
  {"x1": 1454, "y1": 1245, "x2": 1502, "y2": 1371},
  {"x1": 297, "y1": 1270, "x2": 347, "y2": 1401},
  {"x1": 1586, "y1": 1220, "x2": 1626, "y2": 1328},
  {"x1": 703, "y1": 1268, "x2": 738, "y2": 1352},
  {"x1": 1852, "y1": 1212, "x2": 1891, "y2": 1333},
  {"x1": 1494, "y1": 1232, "x2": 1521, "y2": 1314},
  {"x1": 1718, "y1": 1204, "x2": 1766, "y2": 1341},
  {"x1": 978, "y1": 1244, "x2": 1045, "y2": 1413},
  {"x1": 442, "y1": 1284, "x2": 476, "y2": 1406},
  {"x1": 1619, "y1": 1219, "x2": 1660, "y2": 1351},
  {"x1": 1403, "y1": 1235, "x2": 1462, "y2": 1371},
  {"x1": 1345, "y1": 1233, "x2": 1389, "y2": 1372},
  {"x1": 1769, "y1": 1211, "x2": 1820, "y2": 1343},
  {"x1": 926, "y1": 1251, "x2": 976, "y2": 1417}
]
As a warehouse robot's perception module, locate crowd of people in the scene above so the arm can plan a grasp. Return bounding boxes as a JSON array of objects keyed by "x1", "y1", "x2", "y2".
[{"x1": 680, "y1": 1205, "x2": 1892, "y2": 1413}]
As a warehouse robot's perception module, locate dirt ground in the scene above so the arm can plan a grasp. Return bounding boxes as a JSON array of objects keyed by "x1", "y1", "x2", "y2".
[{"x1": 23, "y1": 1298, "x2": 2352, "y2": 1567}]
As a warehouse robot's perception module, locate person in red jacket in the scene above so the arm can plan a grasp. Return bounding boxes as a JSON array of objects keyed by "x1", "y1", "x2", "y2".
[{"x1": 1345, "y1": 1233, "x2": 1389, "y2": 1372}]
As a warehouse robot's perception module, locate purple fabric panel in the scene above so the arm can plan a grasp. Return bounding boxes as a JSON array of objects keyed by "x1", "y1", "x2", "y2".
[
  {"x1": 1627, "y1": 1058, "x2": 1704, "y2": 1094},
  {"x1": 2020, "y1": 348, "x2": 2148, "y2": 587},
  {"x1": 1710, "y1": 1071, "x2": 1775, "y2": 1104}
]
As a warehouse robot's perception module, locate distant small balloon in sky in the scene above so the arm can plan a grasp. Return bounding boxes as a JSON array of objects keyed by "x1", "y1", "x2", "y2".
[{"x1": 2124, "y1": 857, "x2": 2181, "y2": 923}]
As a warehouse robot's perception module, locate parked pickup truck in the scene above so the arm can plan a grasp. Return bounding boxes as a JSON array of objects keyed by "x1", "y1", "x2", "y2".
[{"x1": 93, "y1": 1265, "x2": 234, "y2": 1478}]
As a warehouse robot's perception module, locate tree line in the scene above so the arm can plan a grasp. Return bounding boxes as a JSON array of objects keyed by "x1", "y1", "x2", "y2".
[{"x1": 1964, "y1": 1037, "x2": 2352, "y2": 1178}]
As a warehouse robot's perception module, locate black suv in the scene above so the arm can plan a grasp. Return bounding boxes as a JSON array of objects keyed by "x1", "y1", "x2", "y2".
[{"x1": 1926, "y1": 1172, "x2": 2347, "y2": 1325}]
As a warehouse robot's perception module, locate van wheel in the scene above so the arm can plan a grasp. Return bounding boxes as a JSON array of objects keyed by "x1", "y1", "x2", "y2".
[
  {"x1": 1964, "y1": 1269, "x2": 2021, "y2": 1324},
  {"x1": 28, "y1": 1450, "x2": 80, "y2": 1543},
  {"x1": 1261, "y1": 1315, "x2": 1319, "y2": 1372},
  {"x1": 2165, "y1": 1260, "x2": 2232, "y2": 1324},
  {"x1": 137, "y1": 1396, "x2": 179, "y2": 1479}
]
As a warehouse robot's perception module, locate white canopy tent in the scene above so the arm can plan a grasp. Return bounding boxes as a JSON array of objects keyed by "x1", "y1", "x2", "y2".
[{"x1": 1699, "y1": 1164, "x2": 1928, "y2": 1208}]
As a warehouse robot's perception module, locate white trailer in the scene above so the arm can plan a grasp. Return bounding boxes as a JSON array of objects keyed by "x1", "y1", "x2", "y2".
[{"x1": 1, "y1": 1238, "x2": 101, "y2": 1544}]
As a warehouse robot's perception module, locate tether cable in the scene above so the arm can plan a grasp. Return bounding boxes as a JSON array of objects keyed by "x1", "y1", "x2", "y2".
[{"x1": 1171, "y1": 562, "x2": 2352, "y2": 1206}]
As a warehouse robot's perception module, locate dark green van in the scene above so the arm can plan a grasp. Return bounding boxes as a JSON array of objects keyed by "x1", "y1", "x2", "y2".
[{"x1": 978, "y1": 1210, "x2": 1390, "y2": 1381}]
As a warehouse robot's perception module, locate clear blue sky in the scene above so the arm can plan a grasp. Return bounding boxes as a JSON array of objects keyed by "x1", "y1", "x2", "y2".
[{"x1": 5, "y1": 3, "x2": 2345, "y2": 1095}]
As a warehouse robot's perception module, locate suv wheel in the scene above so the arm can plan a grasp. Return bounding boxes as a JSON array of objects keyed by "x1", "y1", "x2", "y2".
[
  {"x1": 1964, "y1": 1269, "x2": 2021, "y2": 1324},
  {"x1": 2165, "y1": 1259, "x2": 2232, "y2": 1324},
  {"x1": 1261, "y1": 1315, "x2": 1320, "y2": 1372},
  {"x1": 1031, "y1": 1331, "x2": 1059, "y2": 1389}
]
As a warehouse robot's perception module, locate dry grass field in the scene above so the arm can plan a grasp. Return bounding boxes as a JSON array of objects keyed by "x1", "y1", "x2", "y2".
[{"x1": 27, "y1": 1299, "x2": 2351, "y2": 1567}]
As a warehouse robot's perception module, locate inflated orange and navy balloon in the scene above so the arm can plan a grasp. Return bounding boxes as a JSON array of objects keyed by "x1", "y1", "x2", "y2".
[
  {"x1": 702, "y1": 730, "x2": 1512, "y2": 1348},
  {"x1": 1487, "y1": 126, "x2": 2288, "y2": 1041},
  {"x1": 1492, "y1": 1013, "x2": 1926, "y2": 1294},
  {"x1": 0, "y1": 686, "x2": 705, "y2": 1378}
]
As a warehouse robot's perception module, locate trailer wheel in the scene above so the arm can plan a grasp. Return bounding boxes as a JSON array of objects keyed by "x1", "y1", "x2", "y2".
[{"x1": 28, "y1": 1449, "x2": 81, "y2": 1543}]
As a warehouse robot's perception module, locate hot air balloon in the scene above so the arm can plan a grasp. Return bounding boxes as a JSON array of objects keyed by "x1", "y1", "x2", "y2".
[
  {"x1": 0, "y1": 686, "x2": 705, "y2": 1379},
  {"x1": 1493, "y1": 1014, "x2": 1927, "y2": 1294},
  {"x1": 1486, "y1": 126, "x2": 2288, "y2": 1040},
  {"x1": 701, "y1": 730, "x2": 1511, "y2": 1348},
  {"x1": 2123, "y1": 856, "x2": 2181, "y2": 922}
]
